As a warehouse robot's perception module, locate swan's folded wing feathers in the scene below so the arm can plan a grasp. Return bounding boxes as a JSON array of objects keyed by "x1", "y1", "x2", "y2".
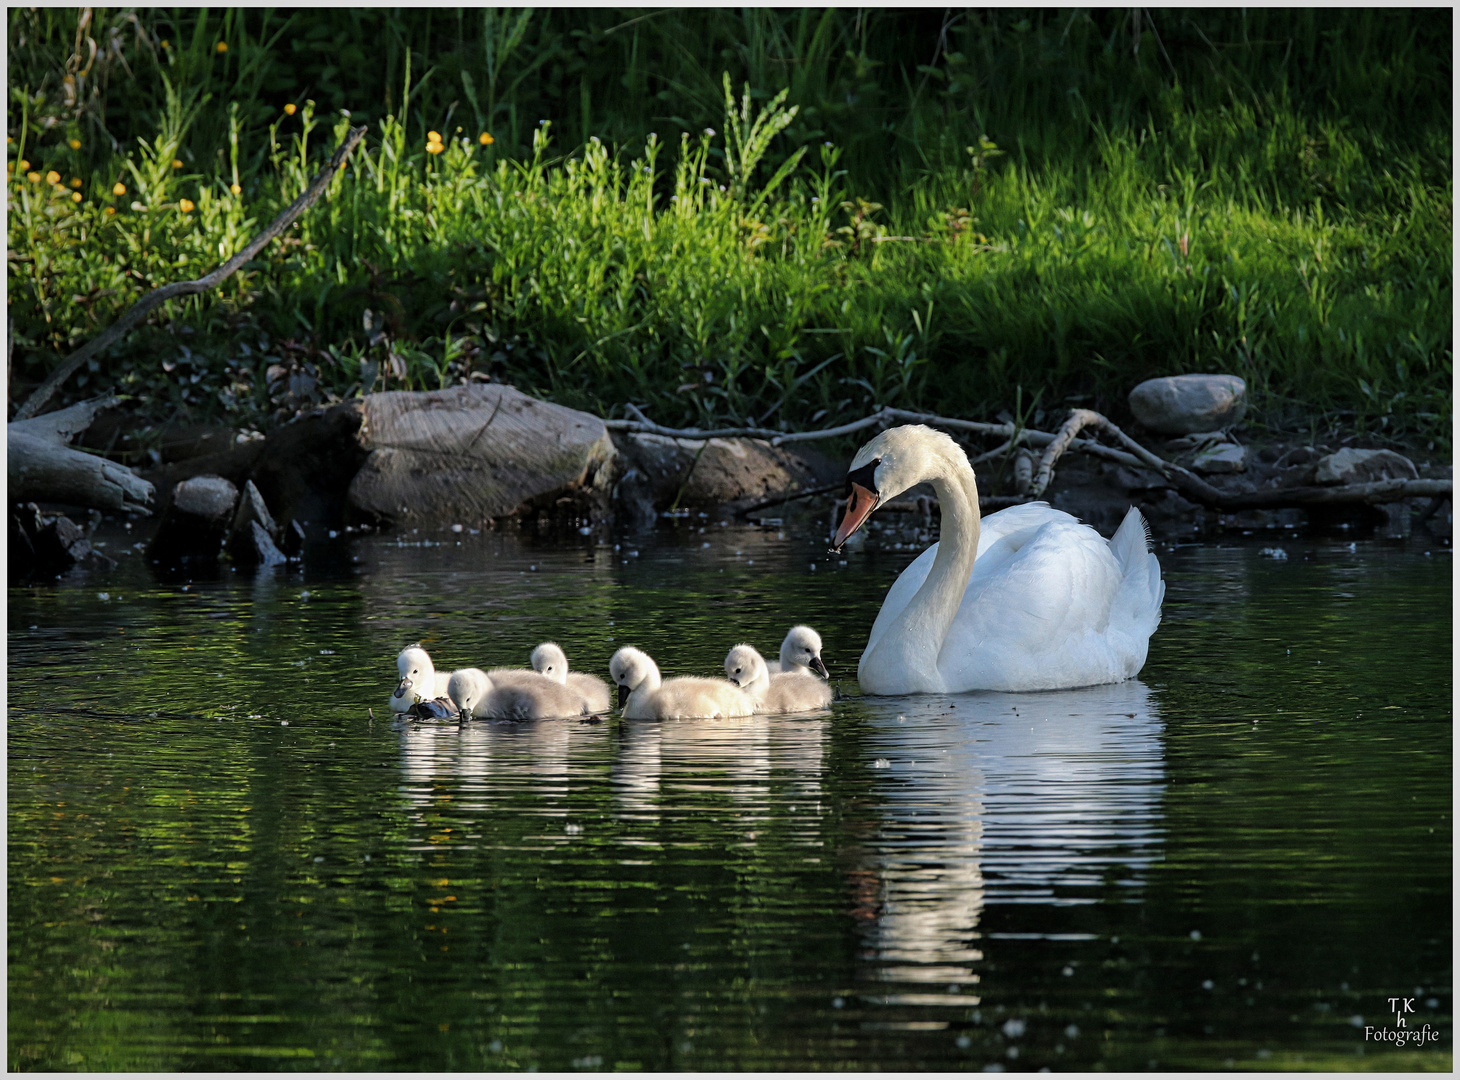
[{"x1": 942, "y1": 519, "x2": 1122, "y2": 688}]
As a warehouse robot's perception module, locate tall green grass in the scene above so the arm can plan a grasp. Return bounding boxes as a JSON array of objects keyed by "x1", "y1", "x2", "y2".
[{"x1": 7, "y1": 8, "x2": 1451, "y2": 442}]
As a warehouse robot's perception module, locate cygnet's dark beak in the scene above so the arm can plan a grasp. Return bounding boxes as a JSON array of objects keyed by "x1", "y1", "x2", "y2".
[
  {"x1": 394, "y1": 676, "x2": 413, "y2": 699},
  {"x1": 831, "y1": 459, "x2": 882, "y2": 552},
  {"x1": 617, "y1": 683, "x2": 630, "y2": 709},
  {"x1": 811, "y1": 656, "x2": 829, "y2": 679}
]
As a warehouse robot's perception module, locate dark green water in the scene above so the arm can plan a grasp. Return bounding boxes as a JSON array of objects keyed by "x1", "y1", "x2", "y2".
[{"x1": 8, "y1": 517, "x2": 1452, "y2": 1071}]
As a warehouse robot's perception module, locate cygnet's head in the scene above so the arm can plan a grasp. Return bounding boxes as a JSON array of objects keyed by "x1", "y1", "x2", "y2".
[
  {"x1": 447, "y1": 668, "x2": 491, "y2": 719},
  {"x1": 833, "y1": 424, "x2": 967, "y2": 550},
  {"x1": 609, "y1": 646, "x2": 657, "y2": 709},
  {"x1": 531, "y1": 642, "x2": 569, "y2": 684},
  {"x1": 394, "y1": 645, "x2": 435, "y2": 703},
  {"x1": 780, "y1": 625, "x2": 829, "y2": 678},
  {"x1": 723, "y1": 643, "x2": 769, "y2": 687}
]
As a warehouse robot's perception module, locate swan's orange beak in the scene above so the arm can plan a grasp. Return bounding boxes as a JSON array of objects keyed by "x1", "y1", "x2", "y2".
[{"x1": 831, "y1": 482, "x2": 879, "y2": 552}]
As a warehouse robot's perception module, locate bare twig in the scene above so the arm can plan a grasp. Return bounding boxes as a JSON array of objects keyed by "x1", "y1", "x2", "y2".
[{"x1": 13, "y1": 124, "x2": 369, "y2": 422}]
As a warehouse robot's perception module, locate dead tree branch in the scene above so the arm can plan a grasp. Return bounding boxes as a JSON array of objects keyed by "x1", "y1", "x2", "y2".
[
  {"x1": 13, "y1": 124, "x2": 369, "y2": 422},
  {"x1": 610, "y1": 403, "x2": 1449, "y2": 514}
]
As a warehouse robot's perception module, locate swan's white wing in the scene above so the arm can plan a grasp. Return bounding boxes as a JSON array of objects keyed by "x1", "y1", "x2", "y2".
[
  {"x1": 940, "y1": 518, "x2": 1129, "y2": 691},
  {"x1": 865, "y1": 503, "x2": 1079, "y2": 654}
]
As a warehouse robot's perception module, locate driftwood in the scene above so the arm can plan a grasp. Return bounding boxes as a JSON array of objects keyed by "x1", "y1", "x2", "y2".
[
  {"x1": 612, "y1": 404, "x2": 1450, "y2": 514},
  {"x1": 8, "y1": 396, "x2": 153, "y2": 512},
  {"x1": 12, "y1": 125, "x2": 369, "y2": 422}
]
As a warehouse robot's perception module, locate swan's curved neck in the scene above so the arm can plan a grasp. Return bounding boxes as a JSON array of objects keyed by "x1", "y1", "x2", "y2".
[{"x1": 876, "y1": 447, "x2": 982, "y2": 686}]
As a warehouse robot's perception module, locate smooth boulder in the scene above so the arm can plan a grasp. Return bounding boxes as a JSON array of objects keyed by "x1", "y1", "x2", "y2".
[
  {"x1": 347, "y1": 384, "x2": 616, "y2": 526},
  {"x1": 147, "y1": 475, "x2": 239, "y2": 564},
  {"x1": 1129, "y1": 374, "x2": 1247, "y2": 435},
  {"x1": 1313, "y1": 447, "x2": 1418, "y2": 486},
  {"x1": 613, "y1": 432, "x2": 838, "y2": 520}
]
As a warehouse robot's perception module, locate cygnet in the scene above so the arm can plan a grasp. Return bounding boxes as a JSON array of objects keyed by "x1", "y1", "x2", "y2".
[
  {"x1": 448, "y1": 667, "x2": 590, "y2": 722},
  {"x1": 609, "y1": 646, "x2": 754, "y2": 720},
  {"x1": 531, "y1": 641, "x2": 612, "y2": 713},
  {"x1": 766, "y1": 625, "x2": 830, "y2": 678},
  {"x1": 725, "y1": 643, "x2": 833, "y2": 714},
  {"x1": 390, "y1": 645, "x2": 454, "y2": 713}
]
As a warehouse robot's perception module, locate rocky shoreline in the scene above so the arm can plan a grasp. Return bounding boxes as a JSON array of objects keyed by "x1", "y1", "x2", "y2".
[{"x1": 10, "y1": 378, "x2": 1452, "y2": 581}]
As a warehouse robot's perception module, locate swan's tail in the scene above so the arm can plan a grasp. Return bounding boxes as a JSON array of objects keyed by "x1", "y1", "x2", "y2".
[{"x1": 1109, "y1": 507, "x2": 1166, "y2": 655}]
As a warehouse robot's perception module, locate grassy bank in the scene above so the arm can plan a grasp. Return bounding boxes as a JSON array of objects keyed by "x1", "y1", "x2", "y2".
[{"x1": 7, "y1": 8, "x2": 1451, "y2": 444}]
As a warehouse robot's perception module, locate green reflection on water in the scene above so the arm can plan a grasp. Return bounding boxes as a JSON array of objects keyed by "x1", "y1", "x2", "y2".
[{"x1": 8, "y1": 524, "x2": 1451, "y2": 1070}]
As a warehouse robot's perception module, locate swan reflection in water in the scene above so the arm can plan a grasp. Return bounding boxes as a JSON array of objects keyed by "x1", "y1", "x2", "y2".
[{"x1": 850, "y1": 679, "x2": 1164, "y2": 1014}]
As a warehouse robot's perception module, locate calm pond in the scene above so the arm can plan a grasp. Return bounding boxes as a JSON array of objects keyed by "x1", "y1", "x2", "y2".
[{"x1": 8, "y1": 512, "x2": 1452, "y2": 1071}]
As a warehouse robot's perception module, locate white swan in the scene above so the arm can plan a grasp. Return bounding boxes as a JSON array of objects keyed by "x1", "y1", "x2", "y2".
[
  {"x1": 609, "y1": 646, "x2": 755, "y2": 720},
  {"x1": 390, "y1": 646, "x2": 455, "y2": 713},
  {"x1": 766, "y1": 625, "x2": 830, "y2": 677},
  {"x1": 724, "y1": 644, "x2": 834, "y2": 714},
  {"x1": 531, "y1": 641, "x2": 612, "y2": 713},
  {"x1": 830, "y1": 424, "x2": 1164, "y2": 693},
  {"x1": 448, "y1": 666, "x2": 590, "y2": 721}
]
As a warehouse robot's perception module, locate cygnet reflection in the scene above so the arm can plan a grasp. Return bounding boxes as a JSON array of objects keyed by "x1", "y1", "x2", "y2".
[
  {"x1": 395, "y1": 715, "x2": 597, "y2": 829},
  {"x1": 611, "y1": 716, "x2": 830, "y2": 827},
  {"x1": 851, "y1": 679, "x2": 1163, "y2": 1008}
]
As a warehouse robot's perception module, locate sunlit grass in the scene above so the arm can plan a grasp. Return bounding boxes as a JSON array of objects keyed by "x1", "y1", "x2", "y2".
[{"x1": 6, "y1": 9, "x2": 1451, "y2": 444}]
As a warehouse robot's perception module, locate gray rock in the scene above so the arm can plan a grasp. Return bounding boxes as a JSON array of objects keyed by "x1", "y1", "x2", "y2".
[
  {"x1": 9, "y1": 503, "x2": 115, "y2": 580},
  {"x1": 1313, "y1": 447, "x2": 1418, "y2": 486},
  {"x1": 348, "y1": 384, "x2": 615, "y2": 526},
  {"x1": 231, "y1": 519, "x2": 289, "y2": 568},
  {"x1": 148, "y1": 475, "x2": 239, "y2": 564},
  {"x1": 612, "y1": 432, "x2": 840, "y2": 519},
  {"x1": 227, "y1": 481, "x2": 290, "y2": 566},
  {"x1": 1129, "y1": 374, "x2": 1247, "y2": 435},
  {"x1": 1191, "y1": 441, "x2": 1246, "y2": 474},
  {"x1": 229, "y1": 479, "x2": 279, "y2": 541},
  {"x1": 172, "y1": 475, "x2": 239, "y2": 518}
]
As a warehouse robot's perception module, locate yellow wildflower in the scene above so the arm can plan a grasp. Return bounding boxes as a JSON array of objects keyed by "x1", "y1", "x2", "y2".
[
  {"x1": 216, "y1": 41, "x2": 228, "y2": 54},
  {"x1": 427, "y1": 130, "x2": 442, "y2": 144},
  {"x1": 45, "y1": 170, "x2": 60, "y2": 184},
  {"x1": 112, "y1": 181, "x2": 126, "y2": 195},
  {"x1": 179, "y1": 198, "x2": 195, "y2": 213},
  {"x1": 161, "y1": 39, "x2": 169, "y2": 49},
  {"x1": 479, "y1": 132, "x2": 494, "y2": 146},
  {"x1": 19, "y1": 159, "x2": 30, "y2": 170},
  {"x1": 71, "y1": 192, "x2": 82, "y2": 203},
  {"x1": 284, "y1": 103, "x2": 296, "y2": 116},
  {"x1": 69, "y1": 138, "x2": 81, "y2": 150},
  {"x1": 230, "y1": 182, "x2": 241, "y2": 195},
  {"x1": 70, "y1": 177, "x2": 82, "y2": 188},
  {"x1": 427, "y1": 141, "x2": 445, "y2": 155},
  {"x1": 27, "y1": 172, "x2": 41, "y2": 184},
  {"x1": 105, "y1": 206, "x2": 116, "y2": 216},
  {"x1": 172, "y1": 159, "x2": 183, "y2": 169}
]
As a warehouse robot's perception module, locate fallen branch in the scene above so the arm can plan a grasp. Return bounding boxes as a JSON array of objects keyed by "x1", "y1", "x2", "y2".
[
  {"x1": 611, "y1": 403, "x2": 1450, "y2": 515},
  {"x1": 8, "y1": 396, "x2": 154, "y2": 512},
  {"x1": 13, "y1": 124, "x2": 369, "y2": 422}
]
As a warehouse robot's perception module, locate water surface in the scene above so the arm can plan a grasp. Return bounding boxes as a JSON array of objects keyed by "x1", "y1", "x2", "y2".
[{"x1": 8, "y1": 517, "x2": 1452, "y2": 1070}]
